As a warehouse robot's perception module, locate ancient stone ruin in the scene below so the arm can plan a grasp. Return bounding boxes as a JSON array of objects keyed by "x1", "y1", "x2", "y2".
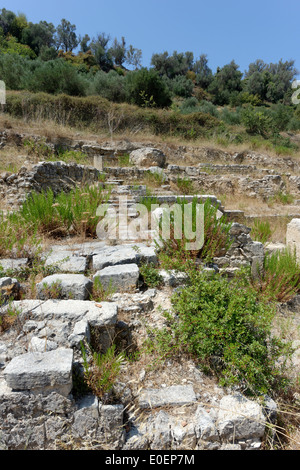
[{"x1": 0, "y1": 135, "x2": 299, "y2": 450}]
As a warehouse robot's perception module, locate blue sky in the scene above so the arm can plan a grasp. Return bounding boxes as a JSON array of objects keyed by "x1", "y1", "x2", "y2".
[{"x1": 2, "y1": 0, "x2": 300, "y2": 78}]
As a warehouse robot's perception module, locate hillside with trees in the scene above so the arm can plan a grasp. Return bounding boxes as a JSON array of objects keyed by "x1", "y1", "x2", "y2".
[{"x1": 0, "y1": 7, "x2": 300, "y2": 153}]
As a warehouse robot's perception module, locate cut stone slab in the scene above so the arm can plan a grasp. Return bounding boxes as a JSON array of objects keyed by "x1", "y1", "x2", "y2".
[
  {"x1": 36, "y1": 274, "x2": 93, "y2": 300},
  {"x1": 158, "y1": 269, "x2": 188, "y2": 287},
  {"x1": 287, "y1": 218, "x2": 300, "y2": 261},
  {"x1": 93, "y1": 263, "x2": 139, "y2": 292},
  {"x1": 3, "y1": 348, "x2": 74, "y2": 397},
  {"x1": 138, "y1": 384, "x2": 197, "y2": 409},
  {"x1": 92, "y1": 243, "x2": 157, "y2": 271},
  {"x1": 2, "y1": 299, "x2": 118, "y2": 351},
  {"x1": 217, "y1": 394, "x2": 266, "y2": 440},
  {"x1": 44, "y1": 251, "x2": 88, "y2": 273},
  {"x1": 0, "y1": 258, "x2": 28, "y2": 272},
  {"x1": 28, "y1": 336, "x2": 58, "y2": 353}
]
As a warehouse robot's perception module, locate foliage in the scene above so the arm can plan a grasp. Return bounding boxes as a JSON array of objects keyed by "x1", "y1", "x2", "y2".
[
  {"x1": 251, "y1": 219, "x2": 273, "y2": 244},
  {"x1": 140, "y1": 262, "x2": 163, "y2": 288},
  {"x1": 81, "y1": 342, "x2": 125, "y2": 399},
  {"x1": 158, "y1": 198, "x2": 232, "y2": 270},
  {"x1": 19, "y1": 184, "x2": 109, "y2": 238},
  {"x1": 148, "y1": 270, "x2": 293, "y2": 396},
  {"x1": 208, "y1": 60, "x2": 243, "y2": 105},
  {"x1": 88, "y1": 69, "x2": 126, "y2": 102},
  {"x1": 252, "y1": 247, "x2": 300, "y2": 303},
  {"x1": 0, "y1": 211, "x2": 41, "y2": 258},
  {"x1": 124, "y1": 68, "x2": 172, "y2": 108}
]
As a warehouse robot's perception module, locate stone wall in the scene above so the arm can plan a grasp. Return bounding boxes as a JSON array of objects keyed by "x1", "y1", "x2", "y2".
[{"x1": 0, "y1": 161, "x2": 101, "y2": 208}]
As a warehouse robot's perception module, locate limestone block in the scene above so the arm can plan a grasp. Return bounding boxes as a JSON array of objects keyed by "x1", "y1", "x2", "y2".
[{"x1": 287, "y1": 218, "x2": 300, "y2": 260}]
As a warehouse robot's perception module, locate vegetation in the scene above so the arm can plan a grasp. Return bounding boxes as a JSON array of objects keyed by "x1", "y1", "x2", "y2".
[
  {"x1": 146, "y1": 268, "x2": 294, "y2": 397},
  {"x1": 0, "y1": 8, "x2": 299, "y2": 152}
]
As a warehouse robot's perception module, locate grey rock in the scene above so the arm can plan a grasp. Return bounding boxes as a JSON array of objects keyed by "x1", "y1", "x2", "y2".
[
  {"x1": 217, "y1": 394, "x2": 266, "y2": 441},
  {"x1": 4, "y1": 348, "x2": 74, "y2": 397},
  {"x1": 129, "y1": 148, "x2": 166, "y2": 168},
  {"x1": 44, "y1": 251, "x2": 88, "y2": 273},
  {"x1": 0, "y1": 258, "x2": 28, "y2": 271},
  {"x1": 138, "y1": 384, "x2": 197, "y2": 409},
  {"x1": 93, "y1": 263, "x2": 139, "y2": 292},
  {"x1": 28, "y1": 336, "x2": 58, "y2": 353},
  {"x1": 36, "y1": 274, "x2": 93, "y2": 300},
  {"x1": 92, "y1": 243, "x2": 157, "y2": 271}
]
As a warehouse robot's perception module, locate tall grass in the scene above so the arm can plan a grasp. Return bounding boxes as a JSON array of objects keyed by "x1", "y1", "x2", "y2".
[
  {"x1": 19, "y1": 184, "x2": 110, "y2": 238},
  {"x1": 158, "y1": 198, "x2": 232, "y2": 269},
  {"x1": 253, "y1": 248, "x2": 300, "y2": 302},
  {"x1": 0, "y1": 211, "x2": 41, "y2": 258}
]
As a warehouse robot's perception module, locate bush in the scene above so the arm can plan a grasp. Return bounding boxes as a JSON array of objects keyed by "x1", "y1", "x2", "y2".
[
  {"x1": 25, "y1": 58, "x2": 88, "y2": 96},
  {"x1": 19, "y1": 184, "x2": 109, "y2": 238},
  {"x1": 124, "y1": 68, "x2": 172, "y2": 108},
  {"x1": 158, "y1": 198, "x2": 232, "y2": 270},
  {"x1": 169, "y1": 75, "x2": 194, "y2": 98},
  {"x1": 149, "y1": 271, "x2": 292, "y2": 396},
  {"x1": 88, "y1": 69, "x2": 126, "y2": 102},
  {"x1": 241, "y1": 106, "x2": 273, "y2": 136}
]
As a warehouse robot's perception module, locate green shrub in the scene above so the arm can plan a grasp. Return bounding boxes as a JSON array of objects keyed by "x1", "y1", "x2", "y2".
[
  {"x1": 241, "y1": 106, "x2": 273, "y2": 136},
  {"x1": 148, "y1": 271, "x2": 292, "y2": 396},
  {"x1": 0, "y1": 211, "x2": 41, "y2": 258},
  {"x1": 124, "y1": 68, "x2": 172, "y2": 108},
  {"x1": 158, "y1": 198, "x2": 232, "y2": 269},
  {"x1": 140, "y1": 262, "x2": 163, "y2": 288},
  {"x1": 88, "y1": 69, "x2": 126, "y2": 102}
]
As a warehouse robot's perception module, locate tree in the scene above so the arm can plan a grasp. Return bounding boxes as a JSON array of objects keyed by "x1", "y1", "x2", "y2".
[
  {"x1": 124, "y1": 68, "x2": 171, "y2": 107},
  {"x1": 193, "y1": 54, "x2": 213, "y2": 89},
  {"x1": 125, "y1": 44, "x2": 142, "y2": 70},
  {"x1": 151, "y1": 50, "x2": 194, "y2": 79},
  {"x1": 208, "y1": 60, "x2": 243, "y2": 105},
  {"x1": 90, "y1": 33, "x2": 113, "y2": 72},
  {"x1": 55, "y1": 18, "x2": 78, "y2": 52},
  {"x1": 21, "y1": 21, "x2": 56, "y2": 56},
  {"x1": 244, "y1": 59, "x2": 298, "y2": 103},
  {"x1": 0, "y1": 8, "x2": 16, "y2": 35},
  {"x1": 109, "y1": 36, "x2": 126, "y2": 67},
  {"x1": 79, "y1": 34, "x2": 90, "y2": 53}
]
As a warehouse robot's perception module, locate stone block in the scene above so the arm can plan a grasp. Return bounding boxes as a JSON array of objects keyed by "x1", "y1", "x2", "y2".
[
  {"x1": 93, "y1": 264, "x2": 139, "y2": 292},
  {"x1": 36, "y1": 274, "x2": 93, "y2": 300},
  {"x1": 4, "y1": 348, "x2": 74, "y2": 396}
]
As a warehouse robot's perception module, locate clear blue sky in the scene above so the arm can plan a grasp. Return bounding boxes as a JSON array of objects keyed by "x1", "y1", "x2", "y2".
[{"x1": 2, "y1": 0, "x2": 300, "y2": 78}]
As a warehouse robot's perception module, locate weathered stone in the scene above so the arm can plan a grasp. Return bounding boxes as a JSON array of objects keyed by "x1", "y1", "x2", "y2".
[
  {"x1": 92, "y1": 244, "x2": 157, "y2": 271},
  {"x1": 36, "y1": 274, "x2": 93, "y2": 300},
  {"x1": 28, "y1": 336, "x2": 58, "y2": 353},
  {"x1": 217, "y1": 394, "x2": 266, "y2": 441},
  {"x1": 0, "y1": 277, "x2": 20, "y2": 298},
  {"x1": 44, "y1": 251, "x2": 88, "y2": 273},
  {"x1": 0, "y1": 258, "x2": 28, "y2": 271},
  {"x1": 93, "y1": 263, "x2": 139, "y2": 292},
  {"x1": 4, "y1": 348, "x2": 74, "y2": 396},
  {"x1": 287, "y1": 218, "x2": 300, "y2": 260},
  {"x1": 138, "y1": 385, "x2": 197, "y2": 409},
  {"x1": 129, "y1": 147, "x2": 166, "y2": 168}
]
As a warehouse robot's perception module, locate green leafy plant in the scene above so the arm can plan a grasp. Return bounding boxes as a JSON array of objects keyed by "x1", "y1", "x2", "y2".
[
  {"x1": 147, "y1": 270, "x2": 293, "y2": 396},
  {"x1": 140, "y1": 262, "x2": 163, "y2": 288}
]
